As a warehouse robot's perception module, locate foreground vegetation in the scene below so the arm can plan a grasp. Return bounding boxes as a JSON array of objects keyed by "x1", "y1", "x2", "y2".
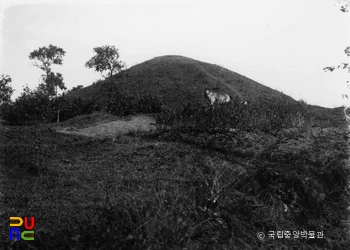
[{"x1": 1, "y1": 95, "x2": 350, "y2": 249}]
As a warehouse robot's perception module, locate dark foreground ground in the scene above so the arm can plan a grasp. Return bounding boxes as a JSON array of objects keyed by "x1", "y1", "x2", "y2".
[{"x1": 1, "y1": 111, "x2": 350, "y2": 249}]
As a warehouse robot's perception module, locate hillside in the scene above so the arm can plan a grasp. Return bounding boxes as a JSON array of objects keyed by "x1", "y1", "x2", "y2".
[
  {"x1": 66, "y1": 55, "x2": 297, "y2": 109},
  {"x1": 2, "y1": 55, "x2": 349, "y2": 249}
]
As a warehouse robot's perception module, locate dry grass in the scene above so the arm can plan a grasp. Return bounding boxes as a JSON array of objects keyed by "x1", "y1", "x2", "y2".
[{"x1": 55, "y1": 113, "x2": 156, "y2": 139}]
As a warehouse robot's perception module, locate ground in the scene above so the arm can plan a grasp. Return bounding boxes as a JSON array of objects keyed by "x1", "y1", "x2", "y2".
[
  {"x1": 55, "y1": 114, "x2": 157, "y2": 138},
  {"x1": 1, "y1": 113, "x2": 349, "y2": 249}
]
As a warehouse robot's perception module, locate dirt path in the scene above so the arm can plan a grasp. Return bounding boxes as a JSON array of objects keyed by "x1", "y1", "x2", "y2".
[{"x1": 56, "y1": 114, "x2": 157, "y2": 138}]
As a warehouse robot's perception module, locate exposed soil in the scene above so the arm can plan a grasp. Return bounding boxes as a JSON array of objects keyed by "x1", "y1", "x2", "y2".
[{"x1": 55, "y1": 114, "x2": 157, "y2": 138}]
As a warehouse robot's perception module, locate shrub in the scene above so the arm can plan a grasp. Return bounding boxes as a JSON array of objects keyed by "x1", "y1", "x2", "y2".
[
  {"x1": 156, "y1": 98, "x2": 308, "y2": 135},
  {"x1": 137, "y1": 94, "x2": 163, "y2": 113},
  {"x1": 59, "y1": 97, "x2": 97, "y2": 122},
  {"x1": 107, "y1": 92, "x2": 163, "y2": 116},
  {"x1": 108, "y1": 91, "x2": 137, "y2": 116},
  {"x1": 2, "y1": 89, "x2": 54, "y2": 125}
]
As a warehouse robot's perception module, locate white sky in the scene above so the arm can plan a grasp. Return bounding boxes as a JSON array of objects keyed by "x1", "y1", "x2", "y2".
[{"x1": 0, "y1": 0, "x2": 349, "y2": 108}]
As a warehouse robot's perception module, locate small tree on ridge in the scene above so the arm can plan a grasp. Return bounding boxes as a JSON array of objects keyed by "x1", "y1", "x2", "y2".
[
  {"x1": 85, "y1": 45, "x2": 126, "y2": 112},
  {"x1": 85, "y1": 45, "x2": 126, "y2": 79}
]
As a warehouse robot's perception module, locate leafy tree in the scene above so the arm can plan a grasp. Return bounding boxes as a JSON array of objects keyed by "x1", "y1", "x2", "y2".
[
  {"x1": 36, "y1": 72, "x2": 66, "y2": 98},
  {"x1": 323, "y1": 47, "x2": 350, "y2": 73},
  {"x1": 29, "y1": 44, "x2": 66, "y2": 97},
  {"x1": 85, "y1": 45, "x2": 126, "y2": 79},
  {"x1": 2, "y1": 85, "x2": 53, "y2": 125},
  {"x1": 29, "y1": 44, "x2": 66, "y2": 121},
  {"x1": 29, "y1": 44, "x2": 65, "y2": 75},
  {"x1": 324, "y1": 1, "x2": 349, "y2": 100},
  {"x1": 0, "y1": 74, "x2": 13, "y2": 106},
  {"x1": 337, "y1": 0, "x2": 349, "y2": 12},
  {"x1": 47, "y1": 72, "x2": 66, "y2": 99},
  {"x1": 85, "y1": 45, "x2": 126, "y2": 112}
]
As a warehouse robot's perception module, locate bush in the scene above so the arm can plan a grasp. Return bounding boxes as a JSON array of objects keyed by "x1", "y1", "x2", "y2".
[
  {"x1": 1, "y1": 89, "x2": 54, "y2": 125},
  {"x1": 137, "y1": 94, "x2": 163, "y2": 113},
  {"x1": 107, "y1": 92, "x2": 163, "y2": 116},
  {"x1": 156, "y1": 98, "x2": 308, "y2": 135},
  {"x1": 107, "y1": 91, "x2": 137, "y2": 116},
  {"x1": 59, "y1": 97, "x2": 97, "y2": 122}
]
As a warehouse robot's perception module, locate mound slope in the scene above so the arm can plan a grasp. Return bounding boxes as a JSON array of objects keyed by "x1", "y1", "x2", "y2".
[{"x1": 67, "y1": 55, "x2": 296, "y2": 109}]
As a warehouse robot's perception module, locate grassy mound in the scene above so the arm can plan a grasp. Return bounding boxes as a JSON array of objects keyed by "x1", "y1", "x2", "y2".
[{"x1": 66, "y1": 55, "x2": 296, "y2": 110}]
